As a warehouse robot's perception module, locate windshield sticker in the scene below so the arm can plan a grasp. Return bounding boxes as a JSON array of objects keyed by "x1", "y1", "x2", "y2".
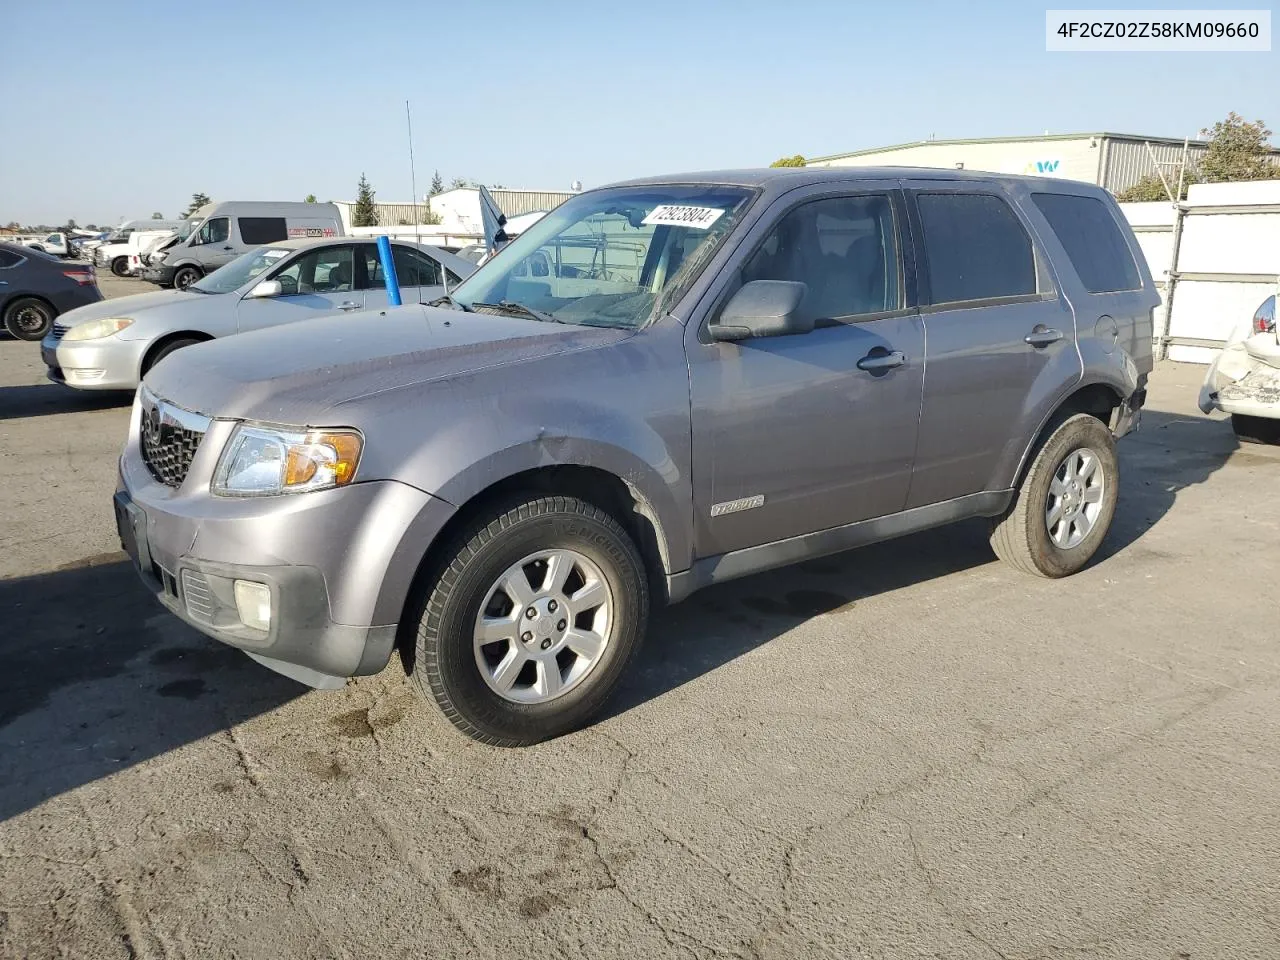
[
  {"x1": 641, "y1": 205, "x2": 725, "y2": 230},
  {"x1": 262, "y1": 250, "x2": 289, "y2": 260}
]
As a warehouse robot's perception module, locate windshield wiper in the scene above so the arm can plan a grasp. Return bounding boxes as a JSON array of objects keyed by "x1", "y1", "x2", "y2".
[
  {"x1": 470, "y1": 300, "x2": 564, "y2": 324},
  {"x1": 426, "y1": 294, "x2": 472, "y2": 312}
]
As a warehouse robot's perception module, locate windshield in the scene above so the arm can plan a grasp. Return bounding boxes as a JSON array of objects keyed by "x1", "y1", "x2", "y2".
[
  {"x1": 452, "y1": 184, "x2": 755, "y2": 329},
  {"x1": 191, "y1": 246, "x2": 292, "y2": 294}
]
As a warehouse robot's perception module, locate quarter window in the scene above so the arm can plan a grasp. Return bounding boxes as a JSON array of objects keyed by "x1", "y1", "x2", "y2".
[
  {"x1": 238, "y1": 217, "x2": 289, "y2": 246},
  {"x1": 0, "y1": 249, "x2": 22, "y2": 268},
  {"x1": 916, "y1": 193, "x2": 1037, "y2": 304},
  {"x1": 1031, "y1": 193, "x2": 1141, "y2": 293},
  {"x1": 739, "y1": 194, "x2": 900, "y2": 323},
  {"x1": 194, "y1": 217, "x2": 230, "y2": 246}
]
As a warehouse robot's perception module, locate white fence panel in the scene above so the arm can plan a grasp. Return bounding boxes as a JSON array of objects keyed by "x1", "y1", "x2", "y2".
[{"x1": 1177, "y1": 212, "x2": 1280, "y2": 276}]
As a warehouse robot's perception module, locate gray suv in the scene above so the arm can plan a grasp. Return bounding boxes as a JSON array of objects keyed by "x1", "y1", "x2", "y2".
[{"x1": 115, "y1": 168, "x2": 1157, "y2": 745}]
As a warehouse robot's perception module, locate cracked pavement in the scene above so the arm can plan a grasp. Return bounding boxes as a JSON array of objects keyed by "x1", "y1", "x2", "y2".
[{"x1": 2, "y1": 281, "x2": 1279, "y2": 959}]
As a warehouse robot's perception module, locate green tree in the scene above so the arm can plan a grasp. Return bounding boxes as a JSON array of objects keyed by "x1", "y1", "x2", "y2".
[
  {"x1": 769, "y1": 154, "x2": 807, "y2": 168},
  {"x1": 352, "y1": 173, "x2": 379, "y2": 227},
  {"x1": 304, "y1": 194, "x2": 317, "y2": 203},
  {"x1": 1116, "y1": 173, "x2": 1189, "y2": 202},
  {"x1": 183, "y1": 192, "x2": 212, "y2": 217},
  {"x1": 448, "y1": 176, "x2": 472, "y2": 190},
  {"x1": 419, "y1": 208, "x2": 443, "y2": 225},
  {"x1": 151, "y1": 211, "x2": 164, "y2": 219},
  {"x1": 1198, "y1": 113, "x2": 1274, "y2": 183},
  {"x1": 430, "y1": 170, "x2": 444, "y2": 195}
]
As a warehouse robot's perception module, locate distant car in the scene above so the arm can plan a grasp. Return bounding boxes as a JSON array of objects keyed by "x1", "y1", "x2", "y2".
[
  {"x1": 24, "y1": 232, "x2": 74, "y2": 258},
  {"x1": 43, "y1": 237, "x2": 474, "y2": 389},
  {"x1": 0, "y1": 242, "x2": 102, "y2": 340},
  {"x1": 1199, "y1": 294, "x2": 1280, "y2": 443}
]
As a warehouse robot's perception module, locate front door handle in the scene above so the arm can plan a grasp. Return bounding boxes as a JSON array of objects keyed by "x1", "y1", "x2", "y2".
[
  {"x1": 856, "y1": 349, "x2": 906, "y2": 372},
  {"x1": 339, "y1": 301, "x2": 360, "y2": 311},
  {"x1": 1024, "y1": 326, "x2": 1065, "y2": 347}
]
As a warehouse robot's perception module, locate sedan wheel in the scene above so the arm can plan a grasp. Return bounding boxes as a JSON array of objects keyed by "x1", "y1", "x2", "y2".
[{"x1": 3, "y1": 298, "x2": 55, "y2": 340}]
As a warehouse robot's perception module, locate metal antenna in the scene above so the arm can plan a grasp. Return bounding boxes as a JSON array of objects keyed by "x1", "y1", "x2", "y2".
[{"x1": 406, "y1": 100, "x2": 421, "y2": 248}]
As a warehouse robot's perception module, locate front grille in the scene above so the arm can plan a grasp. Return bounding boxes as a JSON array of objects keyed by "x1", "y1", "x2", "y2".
[
  {"x1": 181, "y1": 569, "x2": 215, "y2": 621},
  {"x1": 50, "y1": 322, "x2": 69, "y2": 342},
  {"x1": 139, "y1": 390, "x2": 209, "y2": 488}
]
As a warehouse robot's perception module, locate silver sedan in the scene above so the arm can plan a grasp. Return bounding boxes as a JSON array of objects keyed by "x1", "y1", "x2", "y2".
[{"x1": 42, "y1": 237, "x2": 475, "y2": 391}]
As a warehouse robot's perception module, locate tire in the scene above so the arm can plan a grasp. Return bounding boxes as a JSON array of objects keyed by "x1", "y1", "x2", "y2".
[
  {"x1": 110, "y1": 256, "x2": 129, "y2": 278},
  {"x1": 3, "y1": 297, "x2": 55, "y2": 340},
  {"x1": 1230, "y1": 414, "x2": 1280, "y2": 445},
  {"x1": 142, "y1": 337, "x2": 203, "y2": 376},
  {"x1": 409, "y1": 495, "x2": 649, "y2": 746},
  {"x1": 172, "y1": 266, "x2": 201, "y2": 290},
  {"x1": 990, "y1": 413, "x2": 1119, "y2": 578}
]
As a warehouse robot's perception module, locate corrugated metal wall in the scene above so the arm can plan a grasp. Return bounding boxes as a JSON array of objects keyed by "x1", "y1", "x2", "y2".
[
  {"x1": 490, "y1": 190, "x2": 574, "y2": 216},
  {"x1": 372, "y1": 202, "x2": 430, "y2": 225},
  {"x1": 1101, "y1": 140, "x2": 1207, "y2": 194}
]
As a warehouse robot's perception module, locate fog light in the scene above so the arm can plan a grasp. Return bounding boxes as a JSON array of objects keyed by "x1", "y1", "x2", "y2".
[{"x1": 233, "y1": 580, "x2": 272, "y2": 632}]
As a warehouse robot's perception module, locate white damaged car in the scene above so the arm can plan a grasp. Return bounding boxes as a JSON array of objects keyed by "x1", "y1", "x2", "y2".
[{"x1": 1200, "y1": 294, "x2": 1280, "y2": 443}]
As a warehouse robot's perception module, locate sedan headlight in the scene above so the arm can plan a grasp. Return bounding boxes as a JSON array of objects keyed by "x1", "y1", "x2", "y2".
[
  {"x1": 213, "y1": 424, "x2": 363, "y2": 497},
  {"x1": 64, "y1": 317, "x2": 134, "y2": 341}
]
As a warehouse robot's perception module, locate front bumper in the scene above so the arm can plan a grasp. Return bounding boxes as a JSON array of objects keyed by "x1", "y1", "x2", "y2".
[
  {"x1": 116, "y1": 420, "x2": 455, "y2": 685},
  {"x1": 42, "y1": 333, "x2": 146, "y2": 390},
  {"x1": 143, "y1": 264, "x2": 176, "y2": 285}
]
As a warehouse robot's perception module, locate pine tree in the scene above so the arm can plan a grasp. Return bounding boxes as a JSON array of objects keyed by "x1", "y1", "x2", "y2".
[
  {"x1": 430, "y1": 170, "x2": 444, "y2": 196},
  {"x1": 184, "y1": 192, "x2": 212, "y2": 217},
  {"x1": 353, "y1": 174, "x2": 379, "y2": 227}
]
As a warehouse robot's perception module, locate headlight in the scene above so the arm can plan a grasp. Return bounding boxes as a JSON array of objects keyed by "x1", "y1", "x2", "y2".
[
  {"x1": 212, "y1": 424, "x2": 363, "y2": 497},
  {"x1": 152, "y1": 250, "x2": 168, "y2": 262},
  {"x1": 64, "y1": 317, "x2": 134, "y2": 341}
]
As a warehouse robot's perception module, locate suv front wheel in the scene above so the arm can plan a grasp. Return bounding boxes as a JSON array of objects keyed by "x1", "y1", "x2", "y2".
[
  {"x1": 990, "y1": 413, "x2": 1120, "y2": 578},
  {"x1": 409, "y1": 495, "x2": 649, "y2": 746}
]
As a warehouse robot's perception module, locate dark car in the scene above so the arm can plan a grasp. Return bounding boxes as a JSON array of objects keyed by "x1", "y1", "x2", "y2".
[{"x1": 0, "y1": 242, "x2": 103, "y2": 340}]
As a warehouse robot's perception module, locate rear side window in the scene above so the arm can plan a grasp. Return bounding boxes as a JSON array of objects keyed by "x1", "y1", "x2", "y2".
[
  {"x1": 917, "y1": 193, "x2": 1037, "y2": 304},
  {"x1": 392, "y1": 246, "x2": 443, "y2": 287},
  {"x1": 1031, "y1": 193, "x2": 1141, "y2": 293},
  {"x1": 0, "y1": 249, "x2": 22, "y2": 268},
  {"x1": 238, "y1": 217, "x2": 288, "y2": 245}
]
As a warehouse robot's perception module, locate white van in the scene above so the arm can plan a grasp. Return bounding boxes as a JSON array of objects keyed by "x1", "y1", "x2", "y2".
[{"x1": 144, "y1": 201, "x2": 344, "y2": 289}]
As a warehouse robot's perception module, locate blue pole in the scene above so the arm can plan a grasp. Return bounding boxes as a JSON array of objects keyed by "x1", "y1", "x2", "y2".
[{"x1": 376, "y1": 235, "x2": 402, "y2": 306}]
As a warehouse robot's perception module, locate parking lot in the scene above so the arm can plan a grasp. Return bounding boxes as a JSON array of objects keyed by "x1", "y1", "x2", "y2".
[{"x1": 2, "y1": 276, "x2": 1279, "y2": 958}]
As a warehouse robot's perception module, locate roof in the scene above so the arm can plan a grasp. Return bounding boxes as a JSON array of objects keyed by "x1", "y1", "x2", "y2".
[
  {"x1": 807, "y1": 132, "x2": 1215, "y2": 164},
  {"x1": 607, "y1": 166, "x2": 1097, "y2": 190}
]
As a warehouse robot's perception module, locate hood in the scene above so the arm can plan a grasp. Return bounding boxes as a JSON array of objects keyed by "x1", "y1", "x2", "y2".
[
  {"x1": 144, "y1": 304, "x2": 632, "y2": 423},
  {"x1": 59, "y1": 289, "x2": 204, "y2": 327}
]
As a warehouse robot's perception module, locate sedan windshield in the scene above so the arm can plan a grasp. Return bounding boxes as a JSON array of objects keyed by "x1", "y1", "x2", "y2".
[
  {"x1": 191, "y1": 247, "x2": 293, "y2": 294},
  {"x1": 452, "y1": 184, "x2": 755, "y2": 329}
]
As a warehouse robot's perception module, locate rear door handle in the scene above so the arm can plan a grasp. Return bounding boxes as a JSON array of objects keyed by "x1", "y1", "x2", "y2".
[
  {"x1": 339, "y1": 301, "x2": 360, "y2": 311},
  {"x1": 856, "y1": 349, "x2": 906, "y2": 372},
  {"x1": 1024, "y1": 326, "x2": 1064, "y2": 347}
]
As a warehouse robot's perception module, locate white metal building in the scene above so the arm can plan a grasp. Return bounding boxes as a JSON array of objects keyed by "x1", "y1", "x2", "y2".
[
  {"x1": 333, "y1": 187, "x2": 576, "y2": 234},
  {"x1": 807, "y1": 133, "x2": 1219, "y2": 195}
]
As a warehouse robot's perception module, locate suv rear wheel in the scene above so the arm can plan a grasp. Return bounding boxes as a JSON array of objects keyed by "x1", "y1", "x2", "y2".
[
  {"x1": 990, "y1": 413, "x2": 1119, "y2": 578},
  {"x1": 408, "y1": 495, "x2": 649, "y2": 746},
  {"x1": 110, "y1": 256, "x2": 129, "y2": 277}
]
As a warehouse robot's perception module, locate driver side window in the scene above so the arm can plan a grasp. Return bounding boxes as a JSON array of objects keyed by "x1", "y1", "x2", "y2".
[
  {"x1": 271, "y1": 246, "x2": 353, "y2": 295},
  {"x1": 739, "y1": 194, "x2": 900, "y2": 325},
  {"x1": 194, "y1": 217, "x2": 229, "y2": 246}
]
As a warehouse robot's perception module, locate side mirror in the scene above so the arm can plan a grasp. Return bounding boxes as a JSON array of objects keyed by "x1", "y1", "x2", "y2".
[
  {"x1": 247, "y1": 279, "x2": 283, "y2": 299},
  {"x1": 709, "y1": 280, "x2": 812, "y2": 341}
]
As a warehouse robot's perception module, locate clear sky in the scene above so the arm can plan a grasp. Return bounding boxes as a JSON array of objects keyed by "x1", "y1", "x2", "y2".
[{"x1": 1, "y1": 0, "x2": 1276, "y2": 225}]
